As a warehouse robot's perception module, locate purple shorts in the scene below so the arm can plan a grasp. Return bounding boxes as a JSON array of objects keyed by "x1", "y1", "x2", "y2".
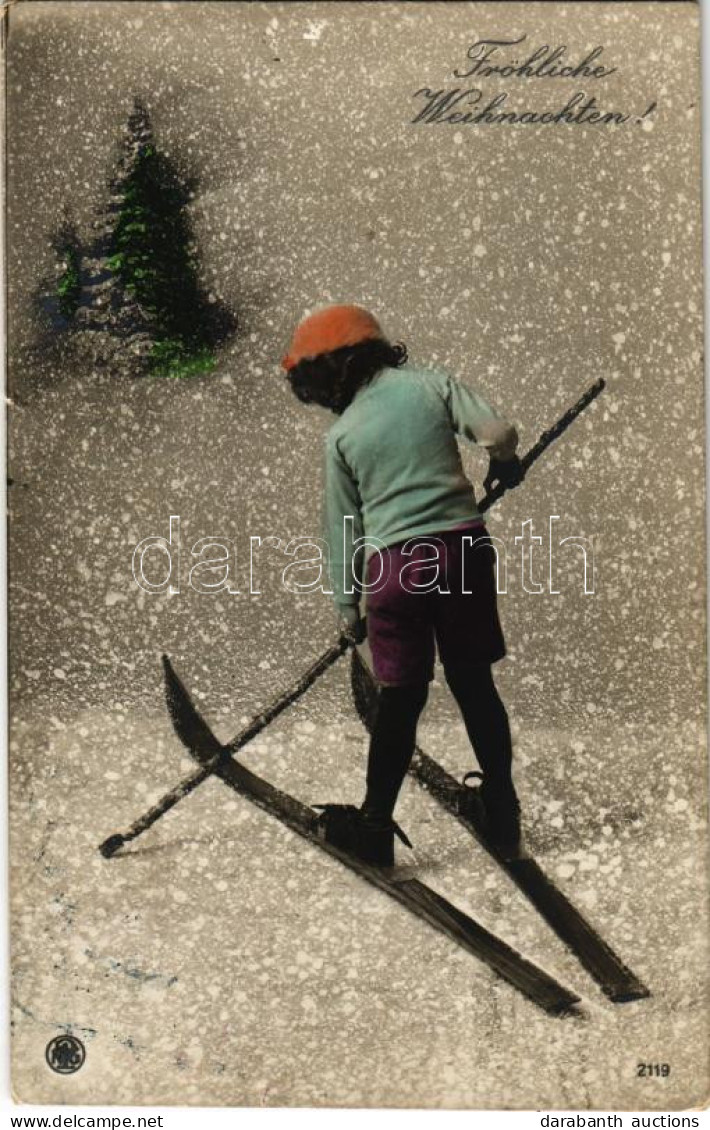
[{"x1": 364, "y1": 523, "x2": 506, "y2": 686}]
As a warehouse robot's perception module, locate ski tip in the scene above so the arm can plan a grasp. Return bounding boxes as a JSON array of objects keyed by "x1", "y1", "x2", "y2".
[
  {"x1": 162, "y1": 654, "x2": 184, "y2": 705},
  {"x1": 162, "y1": 655, "x2": 178, "y2": 707},
  {"x1": 160, "y1": 652, "x2": 225, "y2": 758}
]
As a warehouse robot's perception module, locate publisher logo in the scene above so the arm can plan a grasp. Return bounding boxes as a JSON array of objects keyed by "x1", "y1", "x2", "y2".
[{"x1": 45, "y1": 1034, "x2": 85, "y2": 1074}]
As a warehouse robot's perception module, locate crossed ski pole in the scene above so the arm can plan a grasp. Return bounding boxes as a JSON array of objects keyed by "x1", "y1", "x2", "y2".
[
  {"x1": 99, "y1": 376, "x2": 605, "y2": 858},
  {"x1": 99, "y1": 637, "x2": 351, "y2": 857}
]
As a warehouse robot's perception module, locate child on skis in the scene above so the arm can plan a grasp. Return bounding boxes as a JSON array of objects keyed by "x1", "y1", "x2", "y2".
[{"x1": 282, "y1": 304, "x2": 524, "y2": 867}]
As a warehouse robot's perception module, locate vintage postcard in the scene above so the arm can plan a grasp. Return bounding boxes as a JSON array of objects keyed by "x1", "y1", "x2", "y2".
[{"x1": 5, "y1": 0, "x2": 709, "y2": 1111}]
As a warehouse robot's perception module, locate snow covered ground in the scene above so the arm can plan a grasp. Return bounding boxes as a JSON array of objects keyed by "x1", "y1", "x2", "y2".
[{"x1": 9, "y1": 694, "x2": 709, "y2": 1108}]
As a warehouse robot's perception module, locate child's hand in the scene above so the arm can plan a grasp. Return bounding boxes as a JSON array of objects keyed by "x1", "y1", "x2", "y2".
[
  {"x1": 338, "y1": 606, "x2": 367, "y2": 645},
  {"x1": 484, "y1": 455, "x2": 525, "y2": 493}
]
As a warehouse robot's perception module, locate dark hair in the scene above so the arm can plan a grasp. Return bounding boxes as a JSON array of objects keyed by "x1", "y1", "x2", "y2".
[{"x1": 285, "y1": 338, "x2": 408, "y2": 414}]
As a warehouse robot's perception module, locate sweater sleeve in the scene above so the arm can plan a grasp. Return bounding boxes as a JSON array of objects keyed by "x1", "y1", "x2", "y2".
[
  {"x1": 323, "y1": 434, "x2": 364, "y2": 610},
  {"x1": 442, "y1": 372, "x2": 519, "y2": 460}
]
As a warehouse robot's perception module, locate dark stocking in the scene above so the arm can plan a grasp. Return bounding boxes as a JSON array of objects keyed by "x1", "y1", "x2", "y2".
[
  {"x1": 362, "y1": 682, "x2": 429, "y2": 821},
  {"x1": 443, "y1": 662, "x2": 514, "y2": 788}
]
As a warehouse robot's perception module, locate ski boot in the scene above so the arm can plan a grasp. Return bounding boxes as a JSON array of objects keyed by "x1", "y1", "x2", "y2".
[
  {"x1": 313, "y1": 803, "x2": 412, "y2": 868},
  {"x1": 458, "y1": 771, "x2": 522, "y2": 857}
]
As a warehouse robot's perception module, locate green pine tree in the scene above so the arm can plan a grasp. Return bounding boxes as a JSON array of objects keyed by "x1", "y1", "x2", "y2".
[
  {"x1": 47, "y1": 213, "x2": 82, "y2": 324},
  {"x1": 56, "y1": 242, "x2": 81, "y2": 320},
  {"x1": 107, "y1": 100, "x2": 234, "y2": 377}
]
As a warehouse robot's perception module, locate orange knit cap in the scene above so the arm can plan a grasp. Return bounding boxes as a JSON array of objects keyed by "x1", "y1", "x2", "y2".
[{"x1": 281, "y1": 304, "x2": 385, "y2": 371}]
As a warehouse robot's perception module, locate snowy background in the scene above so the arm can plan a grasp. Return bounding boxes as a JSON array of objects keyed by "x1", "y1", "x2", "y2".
[{"x1": 6, "y1": 0, "x2": 709, "y2": 1109}]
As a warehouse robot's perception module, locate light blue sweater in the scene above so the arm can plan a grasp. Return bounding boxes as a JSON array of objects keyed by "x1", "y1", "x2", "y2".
[{"x1": 323, "y1": 365, "x2": 518, "y2": 610}]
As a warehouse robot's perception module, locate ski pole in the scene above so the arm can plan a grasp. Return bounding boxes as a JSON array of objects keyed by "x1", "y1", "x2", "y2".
[
  {"x1": 478, "y1": 377, "x2": 606, "y2": 512},
  {"x1": 100, "y1": 377, "x2": 605, "y2": 859},
  {"x1": 99, "y1": 634, "x2": 351, "y2": 857}
]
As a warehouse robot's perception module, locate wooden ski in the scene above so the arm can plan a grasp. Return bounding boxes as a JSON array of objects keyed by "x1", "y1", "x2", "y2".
[
  {"x1": 160, "y1": 655, "x2": 581, "y2": 1018},
  {"x1": 351, "y1": 648, "x2": 649, "y2": 1004}
]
